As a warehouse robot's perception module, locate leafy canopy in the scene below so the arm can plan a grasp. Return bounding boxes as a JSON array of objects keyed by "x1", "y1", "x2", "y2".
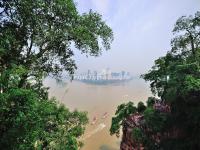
[
  {"x1": 0, "y1": 88, "x2": 88, "y2": 150},
  {"x1": 111, "y1": 11, "x2": 200, "y2": 150},
  {"x1": 0, "y1": 0, "x2": 113, "y2": 149},
  {"x1": 141, "y1": 11, "x2": 200, "y2": 149},
  {"x1": 0, "y1": 0, "x2": 113, "y2": 89},
  {"x1": 110, "y1": 102, "x2": 137, "y2": 137}
]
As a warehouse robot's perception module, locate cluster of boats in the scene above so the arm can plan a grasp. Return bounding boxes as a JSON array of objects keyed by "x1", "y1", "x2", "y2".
[{"x1": 91, "y1": 112, "x2": 108, "y2": 125}]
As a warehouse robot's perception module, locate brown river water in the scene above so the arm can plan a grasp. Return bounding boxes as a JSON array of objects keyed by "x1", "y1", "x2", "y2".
[{"x1": 44, "y1": 77, "x2": 151, "y2": 150}]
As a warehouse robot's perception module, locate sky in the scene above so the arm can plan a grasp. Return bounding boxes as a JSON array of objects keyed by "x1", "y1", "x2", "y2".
[{"x1": 73, "y1": 0, "x2": 200, "y2": 75}]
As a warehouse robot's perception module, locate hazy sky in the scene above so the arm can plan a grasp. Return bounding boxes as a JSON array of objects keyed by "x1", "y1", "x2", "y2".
[{"x1": 73, "y1": 0, "x2": 200, "y2": 75}]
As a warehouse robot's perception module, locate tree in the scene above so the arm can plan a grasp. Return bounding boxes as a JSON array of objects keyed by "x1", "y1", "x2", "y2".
[
  {"x1": 0, "y1": 88, "x2": 88, "y2": 150},
  {"x1": 0, "y1": 0, "x2": 113, "y2": 91},
  {"x1": 142, "y1": 11, "x2": 200, "y2": 149},
  {"x1": 111, "y1": 11, "x2": 200, "y2": 150},
  {"x1": 110, "y1": 102, "x2": 137, "y2": 137},
  {"x1": 0, "y1": 0, "x2": 113, "y2": 149},
  {"x1": 137, "y1": 101, "x2": 146, "y2": 113},
  {"x1": 142, "y1": 11, "x2": 200, "y2": 99}
]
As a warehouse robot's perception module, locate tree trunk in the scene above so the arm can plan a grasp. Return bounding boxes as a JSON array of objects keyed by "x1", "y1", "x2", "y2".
[{"x1": 18, "y1": 74, "x2": 28, "y2": 88}]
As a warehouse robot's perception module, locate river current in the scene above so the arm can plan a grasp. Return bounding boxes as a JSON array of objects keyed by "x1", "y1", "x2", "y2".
[{"x1": 44, "y1": 77, "x2": 151, "y2": 150}]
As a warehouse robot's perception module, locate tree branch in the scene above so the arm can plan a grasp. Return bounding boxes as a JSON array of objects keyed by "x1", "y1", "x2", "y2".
[
  {"x1": 186, "y1": 28, "x2": 195, "y2": 55},
  {"x1": 0, "y1": 9, "x2": 5, "y2": 15},
  {"x1": 26, "y1": 31, "x2": 34, "y2": 59}
]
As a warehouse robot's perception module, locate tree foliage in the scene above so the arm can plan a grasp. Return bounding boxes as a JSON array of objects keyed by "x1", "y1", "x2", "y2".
[
  {"x1": 0, "y1": 0, "x2": 113, "y2": 149},
  {"x1": 137, "y1": 101, "x2": 146, "y2": 113},
  {"x1": 0, "y1": 0, "x2": 113, "y2": 90},
  {"x1": 142, "y1": 11, "x2": 200, "y2": 149},
  {"x1": 0, "y1": 88, "x2": 88, "y2": 149},
  {"x1": 111, "y1": 11, "x2": 200, "y2": 150},
  {"x1": 110, "y1": 102, "x2": 137, "y2": 137}
]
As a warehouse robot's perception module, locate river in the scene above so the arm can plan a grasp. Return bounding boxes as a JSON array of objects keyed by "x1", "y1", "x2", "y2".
[{"x1": 44, "y1": 77, "x2": 151, "y2": 150}]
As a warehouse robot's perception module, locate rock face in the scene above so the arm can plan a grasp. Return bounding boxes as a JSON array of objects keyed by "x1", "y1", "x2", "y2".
[
  {"x1": 120, "y1": 101, "x2": 172, "y2": 150},
  {"x1": 120, "y1": 113, "x2": 145, "y2": 150}
]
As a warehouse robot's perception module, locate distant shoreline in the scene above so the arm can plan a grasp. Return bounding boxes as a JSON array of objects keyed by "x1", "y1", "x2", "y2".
[{"x1": 76, "y1": 78, "x2": 133, "y2": 85}]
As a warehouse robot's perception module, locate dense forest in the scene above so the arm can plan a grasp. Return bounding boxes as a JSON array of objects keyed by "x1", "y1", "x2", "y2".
[
  {"x1": 1, "y1": 0, "x2": 200, "y2": 150},
  {"x1": 110, "y1": 11, "x2": 200, "y2": 150},
  {"x1": 0, "y1": 0, "x2": 113, "y2": 149}
]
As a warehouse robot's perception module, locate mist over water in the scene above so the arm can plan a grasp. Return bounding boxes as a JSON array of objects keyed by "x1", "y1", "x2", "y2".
[{"x1": 44, "y1": 77, "x2": 152, "y2": 150}]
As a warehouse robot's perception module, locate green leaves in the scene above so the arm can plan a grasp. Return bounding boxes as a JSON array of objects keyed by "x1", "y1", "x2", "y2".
[
  {"x1": 0, "y1": 0, "x2": 113, "y2": 82},
  {"x1": 0, "y1": 89, "x2": 88, "y2": 150},
  {"x1": 0, "y1": 0, "x2": 113, "y2": 149},
  {"x1": 132, "y1": 127, "x2": 143, "y2": 142},
  {"x1": 113, "y1": 11, "x2": 200, "y2": 150},
  {"x1": 142, "y1": 11, "x2": 200, "y2": 99},
  {"x1": 110, "y1": 102, "x2": 137, "y2": 137},
  {"x1": 140, "y1": 11, "x2": 200, "y2": 149},
  {"x1": 144, "y1": 107, "x2": 167, "y2": 132},
  {"x1": 137, "y1": 102, "x2": 146, "y2": 113}
]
